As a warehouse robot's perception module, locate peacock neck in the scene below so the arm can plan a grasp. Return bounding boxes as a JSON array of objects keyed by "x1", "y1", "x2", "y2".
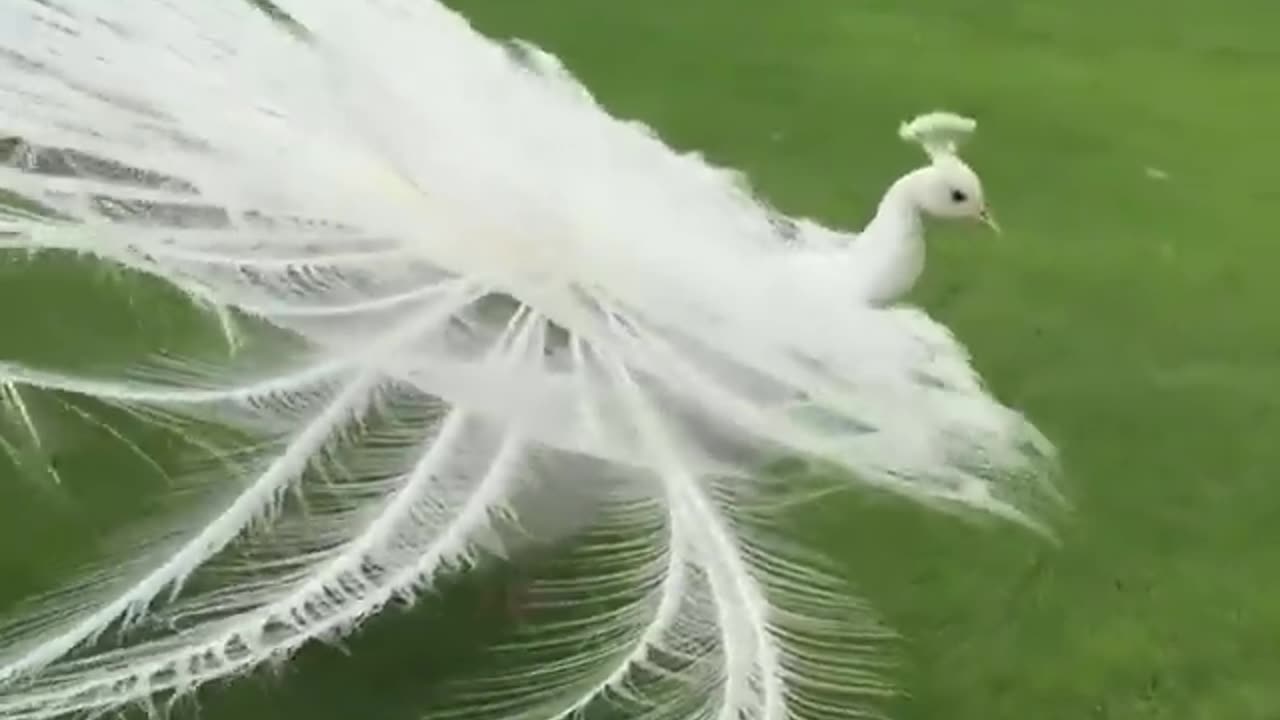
[
  {"x1": 863, "y1": 169, "x2": 927, "y2": 245},
  {"x1": 849, "y1": 169, "x2": 928, "y2": 305}
]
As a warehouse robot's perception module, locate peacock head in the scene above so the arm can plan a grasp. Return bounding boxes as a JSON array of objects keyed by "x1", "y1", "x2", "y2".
[{"x1": 898, "y1": 111, "x2": 1000, "y2": 233}]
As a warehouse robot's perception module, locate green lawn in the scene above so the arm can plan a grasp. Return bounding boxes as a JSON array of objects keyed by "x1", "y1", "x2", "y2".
[{"x1": 3, "y1": 1, "x2": 1280, "y2": 718}]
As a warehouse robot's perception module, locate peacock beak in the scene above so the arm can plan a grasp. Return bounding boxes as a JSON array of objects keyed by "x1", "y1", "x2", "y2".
[{"x1": 978, "y1": 207, "x2": 1002, "y2": 235}]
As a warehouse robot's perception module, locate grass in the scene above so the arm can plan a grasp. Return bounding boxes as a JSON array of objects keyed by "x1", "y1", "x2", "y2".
[{"x1": 2, "y1": 0, "x2": 1279, "y2": 718}]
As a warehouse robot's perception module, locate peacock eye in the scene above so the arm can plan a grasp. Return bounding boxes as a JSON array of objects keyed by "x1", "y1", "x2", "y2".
[{"x1": 950, "y1": 189, "x2": 967, "y2": 203}]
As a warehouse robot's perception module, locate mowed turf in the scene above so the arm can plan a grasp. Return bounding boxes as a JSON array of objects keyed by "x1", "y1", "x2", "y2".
[
  {"x1": 1, "y1": 1, "x2": 1279, "y2": 719},
  {"x1": 446, "y1": 1, "x2": 1280, "y2": 719}
]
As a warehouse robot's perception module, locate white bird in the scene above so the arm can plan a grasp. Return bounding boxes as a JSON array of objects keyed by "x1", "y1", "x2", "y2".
[
  {"x1": 781, "y1": 112, "x2": 1001, "y2": 307},
  {"x1": 0, "y1": 2, "x2": 1058, "y2": 719}
]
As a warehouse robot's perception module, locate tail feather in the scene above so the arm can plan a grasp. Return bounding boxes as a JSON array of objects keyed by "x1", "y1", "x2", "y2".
[{"x1": 0, "y1": 1, "x2": 1058, "y2": 717}]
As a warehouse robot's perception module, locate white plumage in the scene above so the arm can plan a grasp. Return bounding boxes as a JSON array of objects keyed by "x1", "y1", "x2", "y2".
[{"x1": 0, "y1": 2, "x2": 1057, "y2": 719}]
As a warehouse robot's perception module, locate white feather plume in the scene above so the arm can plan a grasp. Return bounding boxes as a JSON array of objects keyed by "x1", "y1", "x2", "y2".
[
  {"x1": 0, "y1": 1, "x2": 1058, "y2": 718},
  {"x1": 898, "y1": 111, "x2": 978, "y2": 159}
]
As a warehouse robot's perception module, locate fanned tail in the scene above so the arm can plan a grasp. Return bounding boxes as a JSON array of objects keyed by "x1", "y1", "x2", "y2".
[{"x1": 0, "y1": 1, "x2": 1059, "y2": 718}]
